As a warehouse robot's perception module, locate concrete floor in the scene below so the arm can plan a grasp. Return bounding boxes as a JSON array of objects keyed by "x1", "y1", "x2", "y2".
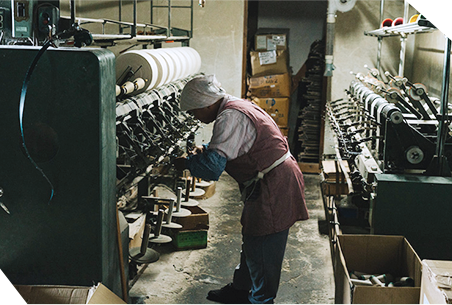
[{"x1": 129, "y1": 173, "x2": 334, "y2": 304}]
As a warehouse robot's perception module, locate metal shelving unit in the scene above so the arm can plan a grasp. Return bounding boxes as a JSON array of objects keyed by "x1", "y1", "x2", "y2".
[
  {"x1": 364, "y1": 19, "x2": 436, "y2": 37},
  {"x1": 64, "y1": 0, "x2": 194, "y2": 47}
]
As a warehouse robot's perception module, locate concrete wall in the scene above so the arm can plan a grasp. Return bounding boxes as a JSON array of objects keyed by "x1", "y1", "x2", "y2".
[
  {"x1": 411, "y1": 30, "x2": 451, "y2": 100},
  {"x1": 331, "y1": 0, "x2": 406, "y2": 101},
  {"x1": 60, "y1": 0, "x2": 244, "y2": 98},
  {"x1": 331, "y1": 0, "x2": 451, "y2": 103}
]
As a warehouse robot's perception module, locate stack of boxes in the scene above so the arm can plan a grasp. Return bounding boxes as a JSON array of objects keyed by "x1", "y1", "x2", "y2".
[{"x1": 248, "y1": 28, "x2": 291, "y2": 136}]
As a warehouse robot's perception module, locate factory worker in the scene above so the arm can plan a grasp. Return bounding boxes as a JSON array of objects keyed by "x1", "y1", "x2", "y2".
[{"x1": 174, "y1": 74, "x2": 309, "y2": 304}]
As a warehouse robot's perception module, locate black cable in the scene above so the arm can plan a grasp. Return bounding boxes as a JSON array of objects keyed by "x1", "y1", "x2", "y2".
[{"x1": 19, "y1": 39, "x2": 55, "y2": 204}]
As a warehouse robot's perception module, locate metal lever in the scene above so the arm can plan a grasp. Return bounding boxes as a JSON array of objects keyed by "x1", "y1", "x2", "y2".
[{"x1": 0, "y1": 188, "x2": 9, "y2": 215}]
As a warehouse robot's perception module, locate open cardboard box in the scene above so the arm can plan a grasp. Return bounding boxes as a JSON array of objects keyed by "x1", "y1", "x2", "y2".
[
  {"x1": 420, "y1": 259, "x2": 452, "y2": 304},
  {"x1": 174, "y1": 206, "x2": 209, "y2": 230},
  {"x1": 335, "y1": 235, "x2": 422, "y2": 304},
  {"x1": 14, "y1": 283, "x2": 126, "y2": 304}
]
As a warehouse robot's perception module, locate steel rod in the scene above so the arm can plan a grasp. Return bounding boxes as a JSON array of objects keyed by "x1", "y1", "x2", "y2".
[
  {"x1": 376, "y1": 0, "x2": 384, "y2": 70},
  {"x1": 436, "y1": 36, "x2": 451, "y2": 166},
  {"x1": 168, "y1": 0, "x2": 172, "y2": 37},
  {"x1": 397, "y1": 0, "x2": 410, "y2": 76},
  {"x1": 151, "y1": 0, "x2": 154, "y2": 25},
  {"x1": 132, "y1": 0, "x2": 137, "y2": 37},
  {"x1": 70, "y1": 0, "x2": 76, "y2": 25},
  {"x1": 119, "y1": 0, "x2": 123, "y2": 34},
  {"x1": 190, "y1": 0, "x2": 193, "y2": 39}
]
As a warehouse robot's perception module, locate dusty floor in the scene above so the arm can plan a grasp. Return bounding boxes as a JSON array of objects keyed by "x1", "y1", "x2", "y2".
[{"x1": 128, "y1": 173, "x2": 334, "y2": 304}]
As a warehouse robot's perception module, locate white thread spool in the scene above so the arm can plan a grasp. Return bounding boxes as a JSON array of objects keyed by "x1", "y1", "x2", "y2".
[
  {"x1": 370, "y1": 275, "x2": 385, "y2": 287},
  {"x1": 133, "y1": 78, "x2": 146, "y2": 91},
  {"x1": 350, "y1": 279, "x2": 373, "y2": 286},
  {"x1": 121, "y1": 81, "x2": 135, "y2": 95},
  {"x1": 115, "y1": 85, "x2": 121, "y2": 97}
]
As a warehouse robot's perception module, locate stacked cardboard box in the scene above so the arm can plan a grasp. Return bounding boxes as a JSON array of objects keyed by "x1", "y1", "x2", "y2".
[{"x1": 248, "y1": 28, "x2": 291, "y2": 136}]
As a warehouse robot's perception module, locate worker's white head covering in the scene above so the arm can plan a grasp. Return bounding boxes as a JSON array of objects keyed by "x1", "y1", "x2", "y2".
[{"x1": 179, "y1": 74, "x2": 226, "y2": 111}]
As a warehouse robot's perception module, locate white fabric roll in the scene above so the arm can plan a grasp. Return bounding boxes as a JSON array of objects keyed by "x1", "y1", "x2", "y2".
[
  {"x1": 116, "y1": 51, "x2": 159, "y2": 94},
  {"x1": 164, "y1": 48, "x2": 184, "y2": 80},
  {"x1": 143, "y1": 50, "x2": 169, "y2": 88},
  {"x1": 155, "y1": 49, "x2": 176, "y2": 84},
  {"x1": 116, "y1": 47, "x2": 202, "y2": 95}
]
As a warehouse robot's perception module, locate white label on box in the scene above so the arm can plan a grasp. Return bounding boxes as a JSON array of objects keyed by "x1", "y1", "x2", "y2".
[
  {"x1": 266, "y1": 38, "x2": 276, "y2": 51},
  {"x1": 256, "y1": 35, "x2": 267, "y2": 50},
  {"x1": 259, "y1": 51, "x2": 277, "y2": 65},
  {"x1": 272, "y1": 35, "x2": 286, "y2": 46}
]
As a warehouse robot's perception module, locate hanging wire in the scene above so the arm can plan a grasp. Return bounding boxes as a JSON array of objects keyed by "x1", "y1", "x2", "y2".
[{"x1": 19, "y1": 39, "x2": 55, "y2": 204}]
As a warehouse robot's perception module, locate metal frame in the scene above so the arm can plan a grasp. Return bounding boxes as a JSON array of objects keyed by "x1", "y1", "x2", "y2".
[
  {"x1": 364, "y1": 0, "x2": 451, "y2": 176},
  {"x1": 65, "y1": 0, "x2": 193, "y2": 47}
]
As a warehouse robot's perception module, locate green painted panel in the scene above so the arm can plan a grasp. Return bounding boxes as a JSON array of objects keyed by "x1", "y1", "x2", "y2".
[
  {"x1": 372, "y1": 173, "x2": 452, "y2": 260},
  {"x1": 0, "y1": 46, "x2": 121, "y2": 295}
]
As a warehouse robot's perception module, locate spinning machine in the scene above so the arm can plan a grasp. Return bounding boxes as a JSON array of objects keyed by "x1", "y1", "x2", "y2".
[
  {"x1": 0, "y1": 0, "x2": 203, "y2": 299},
  {"x1": 326, "y1": 66, "x2": 452, "y2": 260}
]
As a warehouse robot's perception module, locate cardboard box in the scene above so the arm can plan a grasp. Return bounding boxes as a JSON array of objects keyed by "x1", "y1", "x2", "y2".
[
  {"x1": 321, "y1": 180, "x2": 349, "y2": 196},
  {"x1": 420, "y1": 260, "x2": 452, "y2": 304},
  {"x1": 336, "y1": 235, "x2": 422, "y2": 304},
  {"x1": 248, "y1": 73, "x2": 291, "y2": 98},
  {"x1": 14, "y1": 283, "x2": 126, "y2": 304},
  {"x1": 194, "y1": 181, "x2": 216, "y2": 200},
  {"x1": 127, "y1": 213, "x2": 146, "y2": 249},
  {"x1": 279, "y1": 127, "x2": 289, "y2": 137},
  {"x1": 255, "y1": 28, "x2": 289, "y2": 51},
  {"x1": 253, "y1": 97, "x2": 290, "y2": 126},
  {"x1": 250, "y1": 49, "x2": 289, "y2": 76},
  {"x1": 174, "y1": 206, "x2": 209, "y2": 230},
  {"x1": 322, "y1": 160, "x2": 350, "y2": 182}
]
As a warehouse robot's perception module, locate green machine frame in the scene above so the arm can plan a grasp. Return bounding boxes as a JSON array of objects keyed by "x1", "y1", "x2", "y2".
[
  {"x1": 0, "y1": 46, "x2": 126, "y2": 297},
  {"x1": 371, "y1": 173, "x2": 452, "y2": 260}
]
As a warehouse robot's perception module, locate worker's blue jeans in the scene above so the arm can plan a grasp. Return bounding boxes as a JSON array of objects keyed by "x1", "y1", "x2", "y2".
[{"x1": 233, "y1": 228, "x2": 290, "y2": 304}]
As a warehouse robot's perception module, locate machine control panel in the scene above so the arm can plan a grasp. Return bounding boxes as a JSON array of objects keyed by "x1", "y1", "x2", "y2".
[
  {"x1": 0, "y1": 4, "x2": 11, "y2": 41},
  {"x1": 37, "y1": 2, "x2": 59, "y2": 38},
  {"x1": 12, "y1": 0, "x2": 34, "y2": 38},
  {"x1": 0, "y1": 0, "x2": 59, "y2": 42},
  {"x1": 0, "y1": 8, "x2": 5, "y2": 29}
]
